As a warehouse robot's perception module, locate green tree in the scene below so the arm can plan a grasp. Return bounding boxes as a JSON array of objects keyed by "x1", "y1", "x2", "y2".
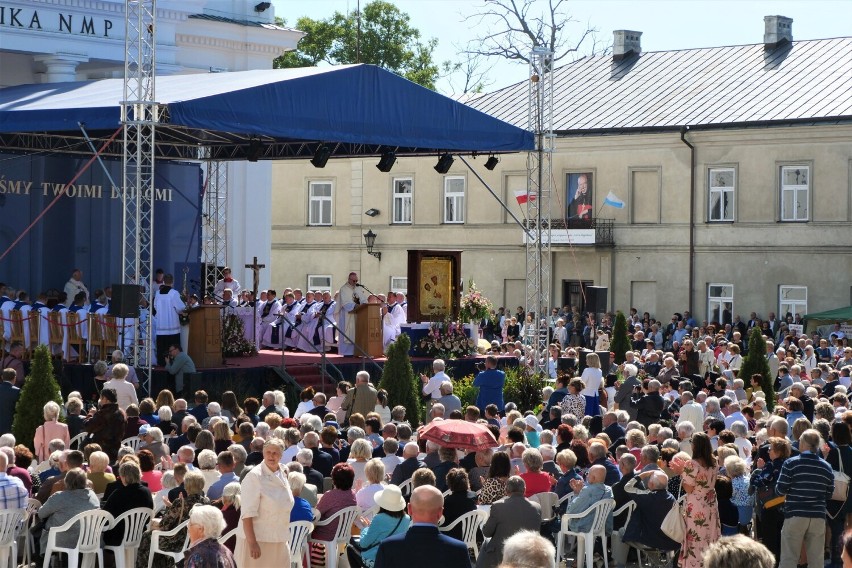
[
  {"x1": 739, "y1": 327, "x2": 775, "y2": 410},
  {"x1": 379, "y1": 334, "x2": 422, "y2": 427},
  {"x1": 611, "y1": 311, "x2": 631, "y2": 365},
  {"x1": 12, "y1": 345, "x2": 63, "y2": 451},
  {"x1": 274, "y1": 1, "x2": 441, "y2": 89}
]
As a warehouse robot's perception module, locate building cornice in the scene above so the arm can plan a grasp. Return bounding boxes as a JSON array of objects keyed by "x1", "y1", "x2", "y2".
[{"x1": 175, "y1": 33, "x2": 292, "y2": 56}]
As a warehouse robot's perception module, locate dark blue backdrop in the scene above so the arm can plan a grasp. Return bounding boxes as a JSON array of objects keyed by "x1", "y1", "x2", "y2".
[{"x1": 0, "y1": 152, "x2": 203, "y2": 296}]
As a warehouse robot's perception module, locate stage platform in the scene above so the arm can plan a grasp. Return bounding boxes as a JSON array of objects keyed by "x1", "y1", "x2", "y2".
[{"x1": 58, "y1": 349, "x2": 519, "y2": 411}]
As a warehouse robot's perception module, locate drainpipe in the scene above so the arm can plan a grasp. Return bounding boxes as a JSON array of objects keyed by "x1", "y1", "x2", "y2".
[{"x1": 680, "y1": 126, "x2": 695, "y2": 315}]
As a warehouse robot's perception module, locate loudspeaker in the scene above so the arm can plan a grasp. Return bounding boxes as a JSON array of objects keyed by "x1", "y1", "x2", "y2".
[
  {"x1": 109, "y1": 284, "x2": 141, "y2": 318},
  {"x1": 586, "y1": 286, "x2": 608, "y2": 314},
  {"x1": 557, "y1": 357, "x2": 577, "y2": 373},
  {"x1": 578, "y1": 350, "x2": 611, "y2": 374}
]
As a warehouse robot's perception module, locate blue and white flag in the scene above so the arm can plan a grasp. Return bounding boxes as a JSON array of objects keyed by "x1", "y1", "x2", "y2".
[{"x1": 603, "y1": 191, "x2": 625, "y2": 209}]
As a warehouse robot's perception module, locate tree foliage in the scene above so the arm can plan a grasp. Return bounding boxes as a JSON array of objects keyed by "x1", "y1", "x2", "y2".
[
  {"x1": 740, "y1": 327, "x2": 775, "y2": 410},
  {"x1": 379, "y1": 334, "x2": 422, "y2": 427},
  {"x1": 12, "y1": 345, "x2": 63, "y2": 451},
  {"x1": 463, "y1": 0, "x2": 605, "y2": 69},
  {"x1": 275, "y1": 1, "x2": 441, "y2": 90},
  {"x1": 611, "y1": 311, "x2": 631, "y2": 365}
]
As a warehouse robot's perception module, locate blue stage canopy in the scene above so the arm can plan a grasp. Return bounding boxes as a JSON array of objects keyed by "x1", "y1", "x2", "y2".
[{"x1": 0, "y1": 65, "x2": 532, "y2": 160}]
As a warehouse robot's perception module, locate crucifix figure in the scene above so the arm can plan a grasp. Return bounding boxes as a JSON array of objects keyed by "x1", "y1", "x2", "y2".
[
  {"x1": 245, "y1": 256, "x2": 265, "y2": 298},
  {"x1": 245, "y1": 256, "x2": 265, "y2": 348}
]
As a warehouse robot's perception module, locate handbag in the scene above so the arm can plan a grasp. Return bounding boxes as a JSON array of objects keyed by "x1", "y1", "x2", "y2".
[
  {"x1": 756, "y1": 485, "x2": 785, "y2": 509},
  {"x1": 660, "y1": 480, "x2": 686, "y2": 543},
  {"x1": 832, "y1": 447, "x2": 850, "y2": 502}
]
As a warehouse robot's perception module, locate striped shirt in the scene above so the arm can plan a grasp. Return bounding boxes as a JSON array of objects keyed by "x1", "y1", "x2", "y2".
[
  {"x1": 0, "y1": 472, "x2": 27, "y2": 510},
  {"x1": 775, "y1": 451, "x2": 834, "y2": 519}
]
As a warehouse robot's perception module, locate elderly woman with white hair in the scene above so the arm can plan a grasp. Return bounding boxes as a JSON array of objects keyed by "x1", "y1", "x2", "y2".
[
  {"x1": 197, "y1": 449, "x2": 221, "y2": 492},
  {"x1": 34, "y1": 401, "x2": 70, "y2": 461},
  {"x1": 184, "y1": 505, "x2": 236, "y2": 568}
]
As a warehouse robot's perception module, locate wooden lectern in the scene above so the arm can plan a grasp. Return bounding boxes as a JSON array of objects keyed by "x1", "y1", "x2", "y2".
[
  {"x1": 353, "y1": 304, "x2": 384, "y2": 358},
  {"x1": 186, "y1": 306, "x2": 224, "y2": 368}
]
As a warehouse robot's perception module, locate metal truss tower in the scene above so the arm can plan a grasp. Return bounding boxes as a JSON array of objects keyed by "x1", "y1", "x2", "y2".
[
  {"x1": 203, "y1": 160, "x2": 228, "y2": 291},
  {"x1": 122, "y1": 0, "x2": 157, "y2": 389},
  {"x1": 525, "y1": 47, "x2": 554, "y2": 376}
]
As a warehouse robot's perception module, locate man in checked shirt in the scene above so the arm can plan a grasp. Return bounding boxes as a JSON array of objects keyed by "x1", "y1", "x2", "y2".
[{"x1": 0, "y1": 451, "x2": 27, "y2": 509}]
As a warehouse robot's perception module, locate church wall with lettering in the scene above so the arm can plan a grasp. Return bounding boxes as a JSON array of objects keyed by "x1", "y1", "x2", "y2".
[{"x1": 0, "y1": 152, "x2": 202, "y2": 295}]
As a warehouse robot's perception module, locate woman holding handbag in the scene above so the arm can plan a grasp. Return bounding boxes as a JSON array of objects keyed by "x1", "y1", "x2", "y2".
[
  {"x1": 827, "y1": 422, "x2": 852, "y2": 568},
  {"x1": 670, "y1": 432, "x2": 719, "y2": 568}
]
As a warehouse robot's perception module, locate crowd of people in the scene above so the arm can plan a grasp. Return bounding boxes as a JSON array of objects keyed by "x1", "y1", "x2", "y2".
[{"x1": 2, "y1": 297, "x2": 852, "y2": 567}]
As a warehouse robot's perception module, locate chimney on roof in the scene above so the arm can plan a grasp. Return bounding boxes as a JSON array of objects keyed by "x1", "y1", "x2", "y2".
[
  {"x1": 764, "y1": 15, "x2": 793, "y2": 49},
  {"x1": 613, "y1": 30, "x2": 642, "y2": 61}
]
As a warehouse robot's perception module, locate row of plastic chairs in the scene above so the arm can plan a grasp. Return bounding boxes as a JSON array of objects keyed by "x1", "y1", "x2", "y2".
[
  {"x1": 0, "y1": 502, "x2": 316, "y2": 568},
  {"x1": 68, "y1": 434, "x2": 146, "y2": 453}
]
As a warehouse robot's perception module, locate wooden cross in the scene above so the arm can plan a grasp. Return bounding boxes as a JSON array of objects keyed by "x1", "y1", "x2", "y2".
[{"x1": 245, "y1": 256, "x2": 265, "y2": 296}]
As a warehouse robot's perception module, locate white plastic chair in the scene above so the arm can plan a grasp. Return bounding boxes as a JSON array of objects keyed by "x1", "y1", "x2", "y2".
[
  {"x1": 42, "y1": 509, "x2": 113, "y2": 568},
  {"x1": 147, "y1": 519, "x2": 190, "y2": 568},
  {"x1": 308, "y1": 506, "x2": 360, "y2": 568},
  {"x1": 21, "y1": 498, "x2": 41, "y2": 567},
  {"x1": 105, "y1": 508, "x2": 153, "y2": 568},
  {"x1": 397, "y1": 478, "x2": 413, "y2": 497},
  {"x1": 122, "y1": 436, "x2": 143, "y2": 452},
  {"x1": 218, "y1": 527, "x2": 238, "y2": 546},
  {"x1": 438, "y1": 509, "x2": 486, "y2": 560},
  {"x1": 288, "y1": 520, "x2": 314, "y2": 568},
  {"x1": 556, "y1": 498, "x2": 615, "y2": 568},
  {"x1": 70, "y1": 432, "x2": 89, "y2": 450},
  {"x1": 529, "y1": 491, "x2": 559, "y2": 523},
  {"x1": 0, "y1": 509, "x2": 24, "y2": 568}
]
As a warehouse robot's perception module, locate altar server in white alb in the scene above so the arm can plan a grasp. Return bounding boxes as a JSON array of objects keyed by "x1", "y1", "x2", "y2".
[
  {"x1": 259, "y1": 290, "x2": 282, "y2": 349},
  {"x1": 294, "y1": 291, "x2": 319, "y2": 352},
  {"x1": 335, "y1": 272, "x2": 369, "y2": 356},
  {"x1": 382, "y1": 302, "x2": 399, "y2": 352},
  {"x1": 277, "y1": 292, "x2": 302, "y2": 350},
  {"x1": 304, "y1": 291, "x2": 336, "y2": 352},
  {"x1": 154, "y1": 274, "x2": 185, "y2": 366},
  {"x1": 388, "y1": 292, "x2": 407, "y2": 333},
  {"x1": 213, "y1": 266, "x2": 241, "y2": 299}
]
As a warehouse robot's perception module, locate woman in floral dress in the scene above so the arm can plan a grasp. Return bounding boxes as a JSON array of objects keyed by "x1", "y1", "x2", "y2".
[
  {"x1": 559, "y1": 379, "x2": 587, "y2": 420},
  {"x1": 672, "y1": 432, "x2": 720, "y2": 568}
]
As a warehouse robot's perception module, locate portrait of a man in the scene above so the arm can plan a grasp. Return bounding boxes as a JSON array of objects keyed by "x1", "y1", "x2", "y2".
[{"x1": 567, "y1": 172, "x2": 594, "y2": 220}]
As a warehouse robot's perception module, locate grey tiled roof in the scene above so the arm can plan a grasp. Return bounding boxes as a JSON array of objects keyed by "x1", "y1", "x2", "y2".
[
  {"x1": 188, "y1": 13, "x2": 296, "y2": 32},
  {"x1": 468, "y1": 38, "x2": 852, "y2": 133}
]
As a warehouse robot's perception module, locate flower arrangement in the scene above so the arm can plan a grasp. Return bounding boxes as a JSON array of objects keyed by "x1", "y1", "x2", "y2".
[
  {"x1": 459, "y1": 279, "x2": 493, "y2": 323},
  {"x1": 222, "y1": 314, "x2": 258, "y2": 357},
  {"x1": 415, "y1": 320, "x2": 473, "y2": 359}
]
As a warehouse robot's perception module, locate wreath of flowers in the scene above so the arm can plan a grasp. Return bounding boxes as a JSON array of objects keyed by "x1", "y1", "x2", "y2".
[
  {"x1": 222, "y1": 314, "x2": 258, "y2": 357},
  {"x1": 415, "y1": 320, "x2": 473, "y2": 359}
]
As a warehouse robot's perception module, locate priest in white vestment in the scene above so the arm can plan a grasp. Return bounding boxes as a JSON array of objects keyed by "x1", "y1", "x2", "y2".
[
  {"x1": 153, "y1": 274, "x2": 185, "y2": 366},
  {"x1": 335, "y1": 272, "x2": 368, "y2": 356},
  {"x1": 259, "y1": 290, "x2": 282, "y2": 349}
]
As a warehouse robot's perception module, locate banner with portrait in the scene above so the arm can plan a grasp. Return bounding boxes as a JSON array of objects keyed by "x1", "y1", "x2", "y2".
[{"x1": 566, "y1": 172, "x2": 594, "y2": 220}]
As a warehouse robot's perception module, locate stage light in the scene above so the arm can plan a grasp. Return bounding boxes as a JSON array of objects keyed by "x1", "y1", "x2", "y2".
[
  {"x1": 365, "y1": 208, "x2": 381, "y2": 217},
  {"x1": 254, "y1": 2, "x2": 272, "y2": 12},
  {"x1": 245, "y1": 138, "x2": 264, "y2": 162},
  {"x1": 434, "y1": 153, "x2": 454, "y2": 174},
  {"x1": 485, "y1": 155, "x2": 499, "y2": 170},
  {"x1": 376, "y1": 150, "x2": 396, "y2": 172},
  {"x1": 311, "y1": 145, "x2": 331, "y2": 168},
  {"x1": 363, "y1": 229, "x2": 381, "y2": 261}
]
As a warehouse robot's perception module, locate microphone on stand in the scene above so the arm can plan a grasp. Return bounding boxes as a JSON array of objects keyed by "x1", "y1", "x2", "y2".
[{"x1": 357, "y1": 283, "x2": 378, "y2": 298}]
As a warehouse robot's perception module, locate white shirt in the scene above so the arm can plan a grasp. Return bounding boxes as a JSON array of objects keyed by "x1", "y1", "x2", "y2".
[
  {"x1": 102, "y1": 378, "x2": 138, "y2": 410},
  {"x1": 422, "y1": 370, "x2": 449, "y2": 399},
  {"x1": 678, "y1": 401, "x2": 705, "y2": 432},
  {"x1": 580, "y1": 367, "x2": 603, "y2": 396}
]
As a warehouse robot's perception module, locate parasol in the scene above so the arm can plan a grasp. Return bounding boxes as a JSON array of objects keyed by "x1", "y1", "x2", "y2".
[{"x1": 419, "y1": 419, "x2": 498, "y2": 451}]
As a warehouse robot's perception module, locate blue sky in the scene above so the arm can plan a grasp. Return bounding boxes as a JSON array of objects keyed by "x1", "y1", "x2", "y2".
[{"x1": 274, "y1": 0, "x2": 851, "y2": 93}]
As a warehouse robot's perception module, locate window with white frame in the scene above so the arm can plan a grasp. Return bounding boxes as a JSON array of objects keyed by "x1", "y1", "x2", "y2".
[
  {"x1": 443, "y1": 176, "x2": 465, "y2": 223},
  {"x1": 707, "y1": 283, "x2": 734, "y2": 325},
  {"x1": 308, "y1": 181, "x2": 333, "y2": 226},
  {"x1": 392, "y1": 178, "x2": 412, "y2": 224},
  {"x1": 780, "y1": 165, "x2": 809, "y2": 221},
  {"x1": 390, "y1": 277, "x2": 408, "y2": 294},
  {"x1": 708, "y1": 167, "x2": 735, "y2": 221},
  {"x1": 779, "y1": 285, "x2": 807, "y2": 320},
  {"x1": 307, "y1": 275, "x2": 332, "y2": 293}
]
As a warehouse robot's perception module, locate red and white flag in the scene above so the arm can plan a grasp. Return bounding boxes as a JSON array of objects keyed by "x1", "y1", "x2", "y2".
[{"x1": 514, "y1": 190, "x2": 536, "y2": 205}]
